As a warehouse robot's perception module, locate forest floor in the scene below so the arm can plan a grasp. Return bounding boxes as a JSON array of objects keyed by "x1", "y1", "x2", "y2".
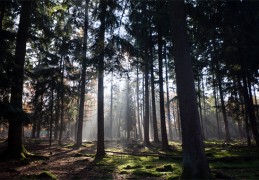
[{"x1": 0, "y1": 138, "x2": 259, "y2": 179}]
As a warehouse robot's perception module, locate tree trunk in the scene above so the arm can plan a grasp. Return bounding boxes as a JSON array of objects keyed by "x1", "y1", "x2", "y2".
[
  {"x1": 54, "y1": 80, "x2": 62, "y2": 140},
  {"x1": 253, "y1": 85, "x2": 259, "y2": 120},
  {"x1": 31, "y1": 87, "x2": 41, "y2": 138},
  {"x1": 241, "y1": 71, "x2": 259, "y2": 146},
  {"x1": 36, "y1": 95, "x2": 43, "y2": 138},
  {"x1": 150, "y1": 43, "x2": 159, "y2": 143},
  {"x1": 164, "y1": 46, "x2": 174, "y2": 141},
  {"x1": 176, "y1": 99, "x2": 182, "y2": 140},
  {"x1": 217, "y1": 66, "x2": 231, "y2": 142},
  {"x1": 197, "y1": 75, "x2": 204, "y2": 138},
  {"x1": 238, "y1": 79, "x2": 252, "y2": 146},
  {"x1": 76, "y1": 0, "x2": 89, "y2": 147},
  {"x1": 0, "y1": 1, "x2": 5, "y2": 63},
  {"x1": 136, "y1": 61, "x2": 142, "y2": 141},
  {"x1": 170, "y1": 1, "x2": 211, "y2": 178},
  {"x1": 59, "y1": 56, "x2": 65, "y2": 145},
  {"x1": 243, "y1": 106, "x2": 251, "y2": 147},
  {"x1": 110, "y1": 73, "x2": 113, "y2": 140},
  {"x1": 49, "y1": 78, "x2": 54, "y2": 146},
  {"x1": 212, "y1": 36, "x2": 231, "y2": 142},
  {"x1": 8, "y1": 1, "x2": 32, "y2": 156},
  {"x1": 54, "y1": 91, "x2": 60, "y2": 140},
  {"x1": 142, "y1": 72, "x2": 145, "y2": 139},
  {"x1": 143, "y1": 44, "x2": 150, "y2": 146},
  {"x1": 212, "y1": 74, "x2": 221, "y2": 139},
  {"x1": 96, "y1": 0, "x2": 106, "y2": 158},
  {"x1": 201, "y1": 74, "x2": 208, "y2": 138},
  {"x1": 157, "y1": 26, "x2": 168, "y2": 149},
  {"x1": 126, "y1": 77, "x2": 131, "y2": 140}
]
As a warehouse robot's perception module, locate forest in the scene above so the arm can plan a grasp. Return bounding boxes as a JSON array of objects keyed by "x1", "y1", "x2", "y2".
[{"x1": 0, "y1": 0, "x2": 259, "y2": 179}]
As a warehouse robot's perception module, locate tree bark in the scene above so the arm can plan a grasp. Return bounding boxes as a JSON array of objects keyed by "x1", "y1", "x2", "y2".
[
  {"x1": 76, "y1": 0, "x2": 90, "y2": 147},
  {"x1": 241, "y1": 71, "x2": 259, "y2": 146},
  {"x1": 201, "y1": 74, "x2": 208, "y2": 138},
  {"x1": 59, "y1": 56, "x2": 65, "y2": 145},
  {"x1": 213, "y1": 74, "x2": 221, "y2": 139},
  {"x1": 110, "y1": 72, "x2": 113, "y2": 140},
  {"x1": 126, "y1": 77, "x2": 131, "y2": 140},
  {"x1": 216, "y1": 63, "x2": 231, "y2": 142},
  {"x1": 150, "y1": 43, "x2": 159, "y2": 143},
  {"x1": 164, "y1": 46, "x2": 174, "y2": 141},
  {"x1": 96, "y1": 0, "x2": 106, "y2": 158},
  {"x1": 211, "y1": 34, "x2": 231, "y2": 142},
  {"x1": 54, "y1": 88, "x2": 60, "y2": 140},
  {"x1": 0, "y1": 1, "x2": 5, "y2": 63},
  {"x1": 8, "y1": 1, "x2": 32, "y2": 156},
  {"x1": 170, "y1": 1, "x2": 211, "y2": 178},
  {"x1": 157, "y1": 26, "x2": 168, "y2": 149},
  {"x1": 143, "y1": 44, "x2": 150, "y2": 146},
  {"x1": 49, "y1": 77, "x2": 54, "y2": 146},
  {"x1": 136, "y1": 61, "x2": 142, "y2": 141},
  {"x1": 237, "y1": 79, "x2": 251, "y2": 146}
]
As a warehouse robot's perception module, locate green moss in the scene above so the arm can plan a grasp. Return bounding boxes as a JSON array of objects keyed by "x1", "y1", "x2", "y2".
[
  {"x1": 206, "y1": 140, "x2": 259, "y2": 179},
  {"x1": 37, "y1": 171, "x2": 57, "y2": 179},
  {"x1": 84, "y1": 153, "x2": 95, "y2": 158},
  {"x1": 95, "y1": 154, "x2": 182, "y2": 179}
]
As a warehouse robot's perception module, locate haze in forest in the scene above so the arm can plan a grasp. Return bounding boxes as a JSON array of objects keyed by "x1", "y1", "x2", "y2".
[{"x1": 0, "y1": 0, "x2": 259, "y2": 179}]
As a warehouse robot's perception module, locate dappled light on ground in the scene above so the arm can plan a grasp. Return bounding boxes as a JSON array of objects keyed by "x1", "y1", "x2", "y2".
[{"x1": 1, "y1": 139, "x2": 259, "y2": 179}]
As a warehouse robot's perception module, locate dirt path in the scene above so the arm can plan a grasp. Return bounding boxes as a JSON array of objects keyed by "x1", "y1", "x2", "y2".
[{"x1": 0, "y1": 139, "x2": 103, "y2": 179}]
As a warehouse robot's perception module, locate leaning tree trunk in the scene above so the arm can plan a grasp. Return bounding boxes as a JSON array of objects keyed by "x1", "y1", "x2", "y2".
[
  {"x1": 96, "y1": 0, "x2": 106, "y2": 158},
  {"x1": 8, "y1": 1, "x2": 32, "y2": 156},
  {"x1": 170, "y1": 1, "x2": 211, "y2": 178},
  {"x1": 76, "y1": 0, "x2": 90, "y2": 148}
]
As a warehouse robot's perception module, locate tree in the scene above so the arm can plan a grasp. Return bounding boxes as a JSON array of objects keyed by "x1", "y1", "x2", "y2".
[
  {"x1": 143, "y1": 41, "x2": 150, "y2": 146},
  {"x1": 76, "y1": 0, "x2": 90, "y2": 148},
  {"x1": 157, "y1": 24, "x2": 169, "y2": 150},
  {"x1": 96, "y1": 0, "x2": 107, "y2": 158},
  {"x1": 149, "y1": 36, "x2": 159, "y2": 143},
  {"x1": 8, "y1": 0, "x2": 32, "y2": 157},
  {"x1": 170, "y1": 1, "x2": 211, "y2": 178}
]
